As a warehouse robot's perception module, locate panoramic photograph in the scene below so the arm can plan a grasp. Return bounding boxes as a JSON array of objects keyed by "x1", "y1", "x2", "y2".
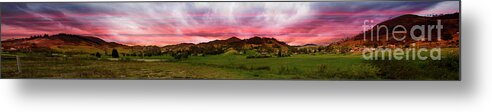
[{"x1": 0, "y1": 1, "x2": 460, "y2": 80}]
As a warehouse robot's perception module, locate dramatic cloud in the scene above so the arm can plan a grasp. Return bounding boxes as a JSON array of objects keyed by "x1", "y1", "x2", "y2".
[{"x1": 1, "y1": 1, "x2": 459, "y2": 45}]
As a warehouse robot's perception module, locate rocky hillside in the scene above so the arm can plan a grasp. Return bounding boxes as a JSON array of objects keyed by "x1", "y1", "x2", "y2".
[
  {"x1": 337, "y1": 13, "x2": 460, "y2": 48},
  {"x1": 161, "y1": 36, "x2": 291, "y2": 55}
]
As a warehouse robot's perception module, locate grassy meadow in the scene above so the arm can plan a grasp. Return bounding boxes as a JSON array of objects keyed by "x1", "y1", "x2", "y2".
[{"x1": 0, "y1": 48, "x2": 459, "y2": 80}]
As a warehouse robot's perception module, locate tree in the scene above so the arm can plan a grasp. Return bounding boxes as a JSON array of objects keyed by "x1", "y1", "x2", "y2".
[
  {"x1": 171, "y1": 51, "x2": 190, "y2": 60},
  {"x1": 95, "y1": 52, "x2": 101, "y2": 58},
  {"x1": 277, "y1": 48, "x2": 282, "y2": 57},
  {"x1": 111, "y1": 49, "x2": 119, "y2": 58}
]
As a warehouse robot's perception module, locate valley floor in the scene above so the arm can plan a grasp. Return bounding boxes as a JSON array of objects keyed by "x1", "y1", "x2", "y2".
[{"x1": 1, "y1": 49, "x2": 459, "y2": 80}]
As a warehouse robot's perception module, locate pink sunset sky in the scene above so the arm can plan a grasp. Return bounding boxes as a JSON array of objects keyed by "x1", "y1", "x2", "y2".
[{"x1": 1, "y1": 1, "x2": 459, "y2": 46}]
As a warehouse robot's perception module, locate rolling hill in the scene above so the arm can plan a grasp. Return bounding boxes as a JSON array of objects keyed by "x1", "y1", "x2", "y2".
[
  {"x1": 161, "y1": 36, "x2": 291, "y2": 55},
  {"x1": 2, "y1": 33, "x2": 292, "y2": 55},
  {"x1": 337, "y1": 13, "x2": 460, "y2": 48},
  {"x1": 1, "y1": 33, "x2": 130, "y2": 54}
]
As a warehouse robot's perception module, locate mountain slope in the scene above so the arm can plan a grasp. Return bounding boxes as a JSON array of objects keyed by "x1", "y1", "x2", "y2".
[
  {"x1": 1, "y1": 33, "x2": 129, "y2": 53},
  {"x1": 2, "y1": 33, "x2": 293, "y2": 56},
  {"x1": 337, "y1": 13, "x2": 460, "y2": 48},
  {"x1": 162, "y1": 36, "x2": 291, "y2": 55}
]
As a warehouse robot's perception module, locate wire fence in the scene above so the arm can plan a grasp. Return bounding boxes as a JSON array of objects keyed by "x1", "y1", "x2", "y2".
[{"x1": 1, "y1": 55, "x2": 22, "y2": 74}]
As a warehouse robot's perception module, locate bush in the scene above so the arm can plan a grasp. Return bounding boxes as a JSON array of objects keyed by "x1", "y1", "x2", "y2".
[
  {"x1": 111, "y1": 49, "x2": 119, "y2": 58},
  {"x1": 427, "y1": 52, "x2": 459, "y2": 72},
  {"x1": 246, "y1": 54, "x2": 272, "y2": 59},
  {"x1": 171, "y1": 51, "x2": 190, "y2": 60},
  {"x1": 366, "y1": 53, "x2": 459, "y2": 80},
  {"x1": 95, "y1": 52, "x2": 101, "y2": 58}
]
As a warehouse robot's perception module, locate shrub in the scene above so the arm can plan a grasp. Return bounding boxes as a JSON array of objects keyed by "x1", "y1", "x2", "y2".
[
  {"x1": 367, "y1": 53, "x2": 459, "y2": 80},
  {"x1": 171, "y1": 51, "x2": 190, "y2": 60},
  {"x1": 246, "y1": 54, "x2": 272, "y2": 59},
  {"x1": 427, "y1": 52, "x2": 459, "y2": 72},
  {"x1": 111, "y1": 49, "x2": 119, "y2": 58},
  {"x1": 95, "y1": 52, "x2": 101, "y2": 58}
]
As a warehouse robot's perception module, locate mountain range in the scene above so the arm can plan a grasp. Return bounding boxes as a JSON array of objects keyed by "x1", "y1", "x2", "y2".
[
  {"x1": 1, "y1": 13, "x2": 460, "y2": 54},
  {"x1": 1, "y1": 33, "x2": 290, "y2": 54}
]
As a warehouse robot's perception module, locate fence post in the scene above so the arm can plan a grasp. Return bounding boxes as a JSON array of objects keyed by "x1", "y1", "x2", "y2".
[{"x1": 16, "y1": 55, "x2": 21, "y2": 73}]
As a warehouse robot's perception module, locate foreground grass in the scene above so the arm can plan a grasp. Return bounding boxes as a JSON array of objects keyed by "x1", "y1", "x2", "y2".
[
  {"x1": 1, "y1": 56, "x2": 249, "y2": 79},
  {"x1": 180, "y1": 54, "x2": 381, "y2": 79},
  {"x1": 1, "y1": 54, "x2": 379, "y2": 79},
  {"x1": 1, "y1": 48, "x2": 459, "y2": 80},
  {"x1": 367, "y1": 49, "x2": 459, "y2": 80}
]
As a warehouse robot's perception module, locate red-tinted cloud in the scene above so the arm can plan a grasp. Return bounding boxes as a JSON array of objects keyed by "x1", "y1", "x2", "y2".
[{"x1": 1, "y1": 2, "x2": 459, "y2": 46}]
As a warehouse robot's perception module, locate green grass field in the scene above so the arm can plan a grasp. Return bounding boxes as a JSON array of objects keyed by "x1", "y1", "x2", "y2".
[
  {"x1": 1, "y1": 55, "x2": 247, "y2": 79},
  {"x1": 1, "y1": 48, "x2": 459, "y2": 80},
  {"x1": 179, "y1": 54, "x2": 380, "y2": 79}
]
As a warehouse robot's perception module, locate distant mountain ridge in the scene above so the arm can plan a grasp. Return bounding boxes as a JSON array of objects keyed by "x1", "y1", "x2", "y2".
[
  {"x1": 1, "y1": 33, "x2": 129, "y2": 53},
  {"x1": 161, "y1": 36, "x2": 291, "y2": 55},
  {"x1": 1, "y1": 33, "x2": 291, "y2": 55}
]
